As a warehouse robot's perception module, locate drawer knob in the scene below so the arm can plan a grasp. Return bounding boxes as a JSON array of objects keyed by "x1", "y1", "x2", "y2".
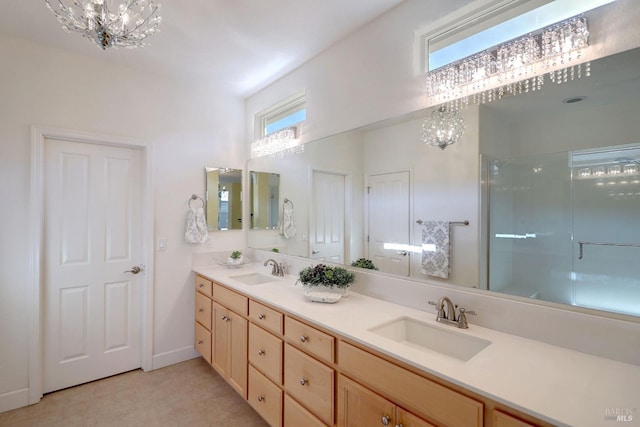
[
  {"x1": 198, "y1": 308, "x2": 204, "y2": 312},
  {"x1": 221, "y1": 316, "x2": 230, "y2": 322},
  {"x1": 198, "y1": 283, "x2": 204, "y2": 288},
  {"x1": 381, "y1": 415, "x2": 391, "y2": 426},
  {"x1": 258, "y1": 314, "x2": 265, "y2": 320},
  {"x1": 395, "y1": 424, "x2": 404, "y2": 427},
  {"x1": 299, "y1": 378, "x2": 307, "y2": 386},
  {"x1": 197, "y1": 340, "x2": 203, "y2": 345},
  {"x1": 258, "y1": 350, "x2": 265, "y2": 356},
  {"x1": 258, "y1": 395, "x2": 265, "y2": 402},
  {"x1": 300, "y1": 335, "x2": 308, "y2": 343}
]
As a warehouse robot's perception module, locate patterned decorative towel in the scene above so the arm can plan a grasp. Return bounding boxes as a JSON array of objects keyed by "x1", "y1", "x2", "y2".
[
  {"x1": 279, "y1": 202, "x2": 296, "y2": 239},
  {"x1": 421, "y1": 220, "x2": 450, "y2": 278},
  {"x1": 184, "y1": 207, "x2": 208, "y2": 244}
]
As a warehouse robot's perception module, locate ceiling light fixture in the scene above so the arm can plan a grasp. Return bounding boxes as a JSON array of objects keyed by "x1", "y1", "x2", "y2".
[
  {"x1": 44, "y1": 0, "x2": 162, "y2": 50},
  {"x1": 420, "y1": 106, "x2": 465, "y2": 150},
  {"x1": 426, "y1": 15, "x2": 590, "y2": 109},
  {"x1": 251, "y1": 127, "x2": 303, "y2": 159}
]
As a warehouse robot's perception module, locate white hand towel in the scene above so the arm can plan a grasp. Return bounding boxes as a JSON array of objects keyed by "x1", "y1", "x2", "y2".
[
  {"x1": 421, "y1": 220, "x2": 450, "y2": 278},
  {"x1": 185, "y1": 206, "x2": 208, "y2": 244},
  {"x1": 280, "y1": 202, "x2": 296, "y2": 239}
]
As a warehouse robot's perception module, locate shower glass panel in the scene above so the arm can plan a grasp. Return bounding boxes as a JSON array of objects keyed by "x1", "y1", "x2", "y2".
[
  {"x1": 486, "y1": 145, "x2": 640, "y2": 316},
  {"x1": 487, "y1": 152, "x2": 572, "y2": 303},
  {"x1": 570, "y1": 145, "x2": 640, "y2": 316}
]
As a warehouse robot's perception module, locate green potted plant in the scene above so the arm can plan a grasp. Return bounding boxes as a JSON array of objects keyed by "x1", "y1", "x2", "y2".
[
  {"x1": 227, "y1": 250, "x2": 243, "y2": 266},
  {"x1": 297, "y1": 264, "x2": 355, "y2": 301},
  {"x1": 350, "y1": 258, "x2": 378, "y2": 270}
]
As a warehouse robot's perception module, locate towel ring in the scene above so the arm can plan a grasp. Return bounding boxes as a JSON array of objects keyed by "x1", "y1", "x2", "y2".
[
  {"x1": 189, "y1": 194, "x2": 205, "y2": 208},
  {"x1": 283, "y1": 198, "x2": 294, "y2": 208}
]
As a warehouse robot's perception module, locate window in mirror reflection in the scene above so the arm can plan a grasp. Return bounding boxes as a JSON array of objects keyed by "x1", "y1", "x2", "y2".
[
  {"x1": 205, "y1": 167, "x2": 242, "y2": 231},
  {"x1": 250, "y1": 171, "x2": 280, "y2": 229}
]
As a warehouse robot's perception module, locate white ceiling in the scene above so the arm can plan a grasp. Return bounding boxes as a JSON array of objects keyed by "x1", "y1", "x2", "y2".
[{"x1": 0, "y1": 0, "x2": 405, "y2": 97}]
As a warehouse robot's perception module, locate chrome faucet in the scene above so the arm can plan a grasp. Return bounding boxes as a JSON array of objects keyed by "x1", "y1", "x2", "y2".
[
  {"x1": 428, "y1": 297, "x2": 476, "y2": 329},
  {"x1": 264, "y1": 259, "x2": 285, "y2": 276}
]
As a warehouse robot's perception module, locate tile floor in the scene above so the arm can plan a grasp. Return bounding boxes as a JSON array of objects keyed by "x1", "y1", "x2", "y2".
[{"x1": 0, "y1": 358, "x2": 268, "y2": 427}]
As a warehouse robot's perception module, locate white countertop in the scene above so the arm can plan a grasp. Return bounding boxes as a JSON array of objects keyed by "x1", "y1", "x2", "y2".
[{"x1": 193, "y1": 264, "x2": 640, "y2": 427}]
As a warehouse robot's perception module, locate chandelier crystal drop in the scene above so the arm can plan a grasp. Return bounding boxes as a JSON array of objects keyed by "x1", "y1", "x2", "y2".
[
  {"x1": 426, "y1": 15, "x2": 590, "y2": 107},
  {"x1": 251, "y1": 127, "x2": 304, "y2": 159},
  {"x1": 421, "y1": 107, "x2": 465, "y2": 150},
  {"x1": 44, "y1": 0, "x2": 162, "y2": 49}
]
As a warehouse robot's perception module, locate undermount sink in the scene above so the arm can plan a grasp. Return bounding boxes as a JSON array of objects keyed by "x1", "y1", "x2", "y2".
[
  {"x1": 369, "y1": 317, "x2": 491, "y2": 361},
  {"x1": 228, "y1": 273, "x2": 277, "y2": 285}
]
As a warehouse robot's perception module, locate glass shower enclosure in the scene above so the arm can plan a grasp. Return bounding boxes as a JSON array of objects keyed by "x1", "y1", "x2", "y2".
[{"x1": 484, "y1": 144, "x2": 640, "y2": 316}]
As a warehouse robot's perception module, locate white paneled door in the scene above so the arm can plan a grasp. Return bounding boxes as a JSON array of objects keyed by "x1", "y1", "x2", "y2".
[
  {"x1": 43, "y1": 138, "x2": 143, "y2": 393},
  {"x1": 368, "y1": 171, "x2": 410, "y2": 276},
  {"x1": 310, "y1": 171, "x2": 346, "y2": 263}
]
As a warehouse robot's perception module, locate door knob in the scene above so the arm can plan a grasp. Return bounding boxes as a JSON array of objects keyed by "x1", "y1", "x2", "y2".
[
  {"x1": 124, "y1": 265, "x2": 142, "y2": 274},
  {"x1": 397, "y1": 251, "x2": 408, "y2": 256}
]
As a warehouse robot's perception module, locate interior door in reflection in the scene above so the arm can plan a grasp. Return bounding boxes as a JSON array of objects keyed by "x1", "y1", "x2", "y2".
[
  {"x1": 311, "y1": 171, "x2": 346, "y2": 263},
  {"x1": 368, "y1": 171, "x2": 410, "y2": 276}
]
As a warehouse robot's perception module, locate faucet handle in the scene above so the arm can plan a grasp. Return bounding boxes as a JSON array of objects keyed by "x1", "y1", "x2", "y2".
[
  {"x1": 428, "y1": 300, "x2": 446, "y2": 321},
  {"x1": 456, "y1": 307, "x2": 476, "y2": 329}
]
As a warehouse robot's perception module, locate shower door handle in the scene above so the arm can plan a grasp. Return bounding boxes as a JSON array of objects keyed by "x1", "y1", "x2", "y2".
[{"x1": 397, "y1": 251, "x2": 408, "y2": 256}]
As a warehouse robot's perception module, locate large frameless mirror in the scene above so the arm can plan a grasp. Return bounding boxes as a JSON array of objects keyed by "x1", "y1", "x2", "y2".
[{"x1": 205, "y1": 167, "x2": 243, "y2": 231}]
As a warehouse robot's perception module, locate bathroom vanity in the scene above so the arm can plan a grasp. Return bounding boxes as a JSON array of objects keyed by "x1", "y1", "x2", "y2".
[{"x1": 192, "y1": 264, "x2": 639, "y2": 427}]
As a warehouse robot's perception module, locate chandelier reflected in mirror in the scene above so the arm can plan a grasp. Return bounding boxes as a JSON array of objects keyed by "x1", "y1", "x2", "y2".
[
  {"x1": 420, "y1": 106, "x2": 465, "y2": 150},
  {"x1": 44, "y1": 0, "x2": 162, "y2": 49}
]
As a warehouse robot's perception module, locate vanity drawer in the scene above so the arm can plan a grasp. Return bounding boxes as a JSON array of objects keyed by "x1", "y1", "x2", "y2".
[
  {"x1": 195, "y1": 275, "x2": 213, "y2": 297},
  {"x1": 249, "y1": 323, "x2": 283, "y2": 385},
  {"x1": 338, "y1": 341, "x2": 482, "y2": 427},
  {"x1": 195, "y1": 322, "x2": 211, "y2": 364},
  {"x1": 212, "y1": 282, "x2": 248, "y2": 315},
  {"x1": 284, "y1": 343, "x2": 334, "y2": 425},
  {"x1": 248, "y1": 365, "x2": 283, "y2": 427},
  {"x1": 284, "y1": 316, "x2": 334, "y2": 363},
  {"x1": 493, "y1": 410, "x2": 538, "y2": 427},
  {"x1": 284, "y1": 394, "x2": 326, "y2": 427},
  {"x1": 195, "y1": 292, "x2": 212, "y2": 330},
  {"x1": 250, "y1": 300, "x2": 284, "y2": 335}
]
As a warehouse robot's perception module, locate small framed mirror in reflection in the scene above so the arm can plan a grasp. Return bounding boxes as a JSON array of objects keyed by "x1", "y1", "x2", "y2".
[
  {"x1": 250, "y1": 171, "x2": 280, "y2": 230},
  {"x1": 205, "y1": 167, "x2": 242, "y2": 231}
]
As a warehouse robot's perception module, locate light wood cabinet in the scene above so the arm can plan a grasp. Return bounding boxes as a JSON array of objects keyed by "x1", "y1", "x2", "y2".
[
  {"x1": 284, "y1": 394, "x2": 326, "y2": 427},
  {"x1": 248, "y1": 365, "x2": 283, "y2": 427},
  {"x1": 338, "y1": 340, "x2": 483, "y2": 427},
  {"x1": 250, "y1": 300, "x2": 283, "y2": 335},
  {"x1": 248, "y1": 322, "x2": 283, "y2": 385},
  {"x1": 196, "y1": 273, "x2": 551, "y2": 427},
  {"x1": 212, "y1": 301, "x2": 248, "y2": 398},
  {"x1": 338, "y1": 375, "x2": 434, "y2": 427},
  {"x1": 284, "y1": 343, "x2": 334, "y2": 426},
  {"x1": 493, "y1": 410, "x2": 538, "y2": 427},
  {"x1": 284, "y1": 316, "x2": 334, "y2": 363},
  {"x1": 194, "y1": 275, "x2": 214, "y2": 365},
  {"x1": 194, "y1": 322, "x2": 211, "y2": 364}
]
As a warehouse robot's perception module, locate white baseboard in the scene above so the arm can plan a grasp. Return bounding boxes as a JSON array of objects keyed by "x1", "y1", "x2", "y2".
[
  {"x1": 151, "y1": 345, "x2": 200, "y2": 371},
  {"x1": 0, "y1": 388, "x2": 29, "y2": 414}
]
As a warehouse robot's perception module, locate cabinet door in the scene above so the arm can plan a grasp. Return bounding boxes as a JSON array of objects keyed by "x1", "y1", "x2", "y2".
[
  {"x1": 249, "y1": 323, "x2": 283, "y2": 385},
  {"x1": 249, "y1": 365, "x2": 283, "y2": 427},
  {"x1": 212, "y1": 302, "x2": 247, "y2": 398},
  {"x1": 212, "y1": 302, "x2": 229, "y2": 377},
  {"x1": 194, "y1": 323, "x2": 212, "y2": 365},
  {"x1": 227, "y1": 309, "x2": 247, "y2": 398},
  {"x1": 337, "y1": 375, "x2": 395, "y2": 427},
  {"x1": 284, "y1": 394, "x2": 326, "y2": 427}
]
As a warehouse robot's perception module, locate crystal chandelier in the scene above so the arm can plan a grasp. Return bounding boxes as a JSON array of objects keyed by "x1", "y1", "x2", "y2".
[
  {"x1": 44, "y1": 0, "x2": 162, "y2": 49},
  {"x1": 251, "y1": 127, "x2": 304, "y2": 159},
  {"x1": 426, "y1": 15, "x2": 590, "y2": 109},
  {"x1": 420, "y1": 106, "x2": 465, "y2": 150}
]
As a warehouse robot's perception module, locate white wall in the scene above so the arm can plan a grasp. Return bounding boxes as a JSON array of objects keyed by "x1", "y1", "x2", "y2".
[{"x1": 0, "y1": 34, "x2": 245, "y2": 412}]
